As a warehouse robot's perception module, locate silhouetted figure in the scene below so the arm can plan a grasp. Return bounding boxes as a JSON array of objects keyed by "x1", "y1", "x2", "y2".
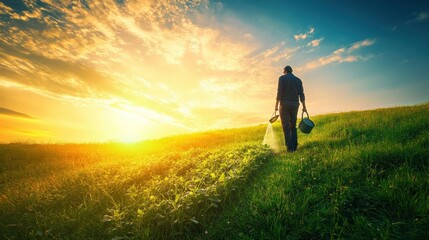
[{"x1": 275, "y1": 65, "x2": 307, "y2": 152}]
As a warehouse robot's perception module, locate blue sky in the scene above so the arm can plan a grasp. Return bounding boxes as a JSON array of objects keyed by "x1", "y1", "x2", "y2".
[
  {"x1": 216, "y1": 0, "x2": 429, "y2": 106},
  {"x1": 0, "y1": 0, "x2": 428, "y2": 142}
]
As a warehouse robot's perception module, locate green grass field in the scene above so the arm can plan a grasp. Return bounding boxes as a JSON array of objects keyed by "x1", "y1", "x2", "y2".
[{"x1": 1, "y1": 103, "x2": 428, "y2": 239}]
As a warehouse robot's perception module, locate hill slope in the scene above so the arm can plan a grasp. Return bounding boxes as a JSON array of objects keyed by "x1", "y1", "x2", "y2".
[
  {"x1": 203, "y1": 103, "x2": 429, "y2": 239},
  {"x1": 0, "y1": 103, "x2": 428, "y2": 239},
  {"x1": 0, "y1": 125, "x2": 271, "y2": 239}
]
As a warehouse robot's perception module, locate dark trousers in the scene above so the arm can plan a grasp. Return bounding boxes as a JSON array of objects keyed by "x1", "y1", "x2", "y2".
[{"x1": 280, "y1": 104, "x2": 298, "y2": 151}]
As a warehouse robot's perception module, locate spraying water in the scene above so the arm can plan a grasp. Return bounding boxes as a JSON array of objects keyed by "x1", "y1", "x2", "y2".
[{"x1": 263, "y1": 122, "x2": 279, "y2": 152}]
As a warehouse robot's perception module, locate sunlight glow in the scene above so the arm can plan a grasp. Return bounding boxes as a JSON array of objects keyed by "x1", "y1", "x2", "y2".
[{"x1": 108, "y1": 106, "x2": 151, "y2": 143}]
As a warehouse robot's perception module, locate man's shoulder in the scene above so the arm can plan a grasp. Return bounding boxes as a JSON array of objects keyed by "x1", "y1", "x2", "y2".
[
  {"x1": 291, "y1": 74, "x2": 301, "y2": 81},
  {"x1": 280, "y1": 73, "x2": 302, "y2": 81}
]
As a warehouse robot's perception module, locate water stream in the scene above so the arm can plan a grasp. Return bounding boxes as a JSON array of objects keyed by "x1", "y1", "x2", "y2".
[{"x1": 262, "y1": 122, "x2": 279, "y2": 152}]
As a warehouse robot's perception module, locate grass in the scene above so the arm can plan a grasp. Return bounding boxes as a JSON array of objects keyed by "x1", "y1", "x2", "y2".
[
  {"x1": 0, "y1": 125, "x2": 271, "y2": 239},
  {"x1": 0, "y1": 103, "x2": 428, "y2": 239},
  {"x1": 202, "y1": 103, "x2": 429, "y2": 239}
]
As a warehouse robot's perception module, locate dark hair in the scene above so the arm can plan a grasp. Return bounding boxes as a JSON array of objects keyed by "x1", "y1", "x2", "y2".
[{"x1": 284, "y1": 65, "x2": 293, "y2": 73}]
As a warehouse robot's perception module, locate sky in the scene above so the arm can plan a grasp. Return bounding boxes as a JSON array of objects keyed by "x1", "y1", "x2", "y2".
[{"x1": 0, "y1": 0, "x2": 428, "y2": 143}]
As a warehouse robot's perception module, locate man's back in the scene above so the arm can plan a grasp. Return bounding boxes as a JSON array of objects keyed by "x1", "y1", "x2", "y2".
[{"x1": 276, "y1": 73, "x2": 305, "y2": 106}]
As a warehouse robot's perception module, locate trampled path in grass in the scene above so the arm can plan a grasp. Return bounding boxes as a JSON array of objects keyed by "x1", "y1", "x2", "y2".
[{"x1": 202, "y1": 103, "x2": 429, "y2": 239}]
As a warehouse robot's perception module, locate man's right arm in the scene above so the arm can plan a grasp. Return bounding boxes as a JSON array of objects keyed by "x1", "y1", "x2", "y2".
[{"x1": 275, "y1": 76, "x2": 283, "y2": 111}]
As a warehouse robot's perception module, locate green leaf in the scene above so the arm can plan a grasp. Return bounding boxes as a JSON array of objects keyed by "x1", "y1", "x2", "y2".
[
  {"x1": 218, "y1": 173, "x2": 225, "y2": 182},
  {"x1": 137, "y1": 208, "x2": 144, "y2": 218}
]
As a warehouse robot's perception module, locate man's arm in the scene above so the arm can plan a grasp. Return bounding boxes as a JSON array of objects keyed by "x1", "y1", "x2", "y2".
[
  {"x1": 275, "y1": 77, "x2": 283, "y2": 111},
  {"x1": 298, "y1": 78, "x2": 307, "y2": 112}
]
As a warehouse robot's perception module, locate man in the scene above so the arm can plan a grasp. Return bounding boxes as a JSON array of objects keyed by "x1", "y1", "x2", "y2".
[{"x1": 275, "y1": 65, "x2": 307, "y2": 152}]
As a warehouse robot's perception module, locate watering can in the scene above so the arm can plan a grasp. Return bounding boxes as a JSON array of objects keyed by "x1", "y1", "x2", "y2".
[
  {"x1": 269, "y1": 110, "x2": 279, "y2": 123},
  {"x1": 299, "y1": 111, "x2": 315, "y2": 134}
]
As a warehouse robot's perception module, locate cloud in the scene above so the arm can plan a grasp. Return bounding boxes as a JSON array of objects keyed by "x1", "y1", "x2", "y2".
[
  {"x1": 300, "y1": 39, "x2": 375, "y2": 71},
  {"x1": 1, "y1": 1, "x2": 381, "y2": 141},
  {"x1": 0, "y1": 2, "x2": 12, "y2": 15},
  {"x1": 294, "y1": 27, "x2": 315, "y2": 41},
  {"x1": 199, "y1": 78, "x2": 244, "y2": 93},
  {"x1": 389, "y1": 12, "x2": 428, "y2": 31},
  {"x1": 0, "y1": 107, "x2": 34, "y2": 119},
  {"x1": 347, "y1": 39, "x2": 375, "y2": 53},
  {"x1": 294, "y1": 33, "x2": 308, "y2": 41},
  {"x1": 307, "y1": 38, "x2": 323, "y2": 47},
  {"x1": 415, "y1": 12, "x2": 429, "y2": 22},
  {"x1": 0, "y1": 0, "x2": 276, "y2": 136},
  {"x1": 406, "y1": 12, "x2": 429, "y2": 24}
]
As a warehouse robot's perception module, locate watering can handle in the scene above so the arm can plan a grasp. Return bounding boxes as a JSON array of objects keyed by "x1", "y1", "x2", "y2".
[
  {"x1": 302, "y1": 111, "x2": 309, "y2": 119},
  {"x1": 272, "y1": 110, "x2": 278, "y2": 117}
]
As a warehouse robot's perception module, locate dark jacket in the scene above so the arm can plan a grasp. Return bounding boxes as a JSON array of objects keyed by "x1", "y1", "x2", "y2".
[{"x1": 276, "y1": 73, "x2": 305, "y2": 106}]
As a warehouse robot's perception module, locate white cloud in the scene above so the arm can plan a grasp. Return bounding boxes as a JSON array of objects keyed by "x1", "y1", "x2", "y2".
[
  {"x1": 333, "y1": 47, "x2": 346, "y2": 55},
  {"x1": 271, "y1": 46, "x2": 300, "y2": 62},
  {"x1": 300, "y1": 39, "x2": 375, "y2": 71},
  {"x1": 0, "y1": 0, "x2": 271, "y2": 135},
  {"x1": 347, "y1": 39, "x2": 375, "y2": 53},
  {"x1": 294, "y1": 27, "x2": 315, "y2": 41},
  {"x1": 243, "y1": 33, "x2": 253, "y2": 39},
  {"x1": 0, "y1": 1, "x2": 381, "y2": 140},
  {"x1": 307, "y1": 38, "x2": 323, "y2": 47},
  {"x1": 294, "y1": 33, "x2": 308, "y2": 41}
]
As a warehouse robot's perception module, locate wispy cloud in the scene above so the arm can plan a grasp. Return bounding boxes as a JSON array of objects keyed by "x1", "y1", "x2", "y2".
[
  {"x1": 300, "y1": 39, "x2": 375, "y2": 71},
  {"x1": 307, "y1": 38, "x2": 323, "y2": 47},
  {"x1": 0, "y1": 0, "x2": 271, "y2": 135},
  {"x1": 347, "y1": 39, "x2": 375, "y2": 53},
  {"x1": 294, "y1": 27, "x2": 315, "y2": 41},
  {"x1": 406, "y1": 12, "x2": 429, "y2": 24},
  {"x1": 0, "y1": 107, "x2": 34, "y2": 119},
  {"x1": 0, "y1": 0, "x2": 385, "y2": 141},
  {"x1": 391, "y1": 11, "x2": 429, "y2": 31}
]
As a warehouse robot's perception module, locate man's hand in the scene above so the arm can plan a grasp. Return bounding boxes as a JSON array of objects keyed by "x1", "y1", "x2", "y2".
[
  {"x1": 275, "y1": 100, "x2": 280, "y2": 111},
  {"x1": 302, "y1": 102, "x2": 307, "y2": 113}
]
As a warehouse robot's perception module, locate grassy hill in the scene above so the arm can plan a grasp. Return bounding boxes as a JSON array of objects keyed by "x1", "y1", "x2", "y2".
[{"x1": 0, "y1": 103, "x2": 428, "y2": 239}]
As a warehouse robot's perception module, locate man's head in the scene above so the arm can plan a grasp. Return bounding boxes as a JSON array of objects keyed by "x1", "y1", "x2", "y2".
[{"x1": 284, "y1": 65, "x2": 293, "y2": 73}]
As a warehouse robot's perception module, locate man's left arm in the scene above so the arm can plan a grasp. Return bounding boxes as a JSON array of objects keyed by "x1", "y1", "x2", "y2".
[{"x1": 298, "y1": 78, "x2": 307, "y2": 112}]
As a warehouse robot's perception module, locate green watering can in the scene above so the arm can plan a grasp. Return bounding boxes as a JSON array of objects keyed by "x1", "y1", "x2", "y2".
[{"x1": 299, "y1": 111, "x2": 315, "y2": 134}]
